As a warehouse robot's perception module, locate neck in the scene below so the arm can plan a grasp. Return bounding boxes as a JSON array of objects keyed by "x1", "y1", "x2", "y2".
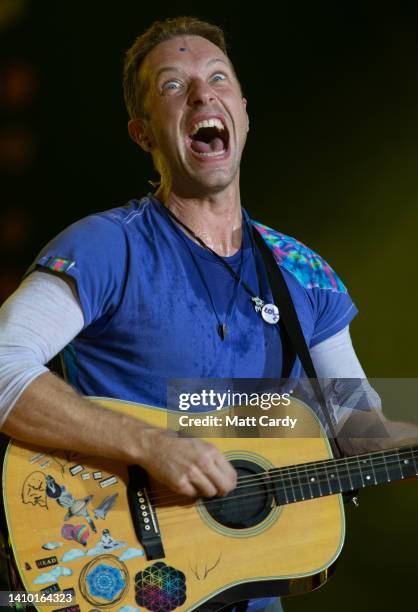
[
  {"x1": 268, "y1": 443, "x2": 418, "y2": 506},
  {"x1": 154, "y1": 184, "x2": 243, "y2": 257}
]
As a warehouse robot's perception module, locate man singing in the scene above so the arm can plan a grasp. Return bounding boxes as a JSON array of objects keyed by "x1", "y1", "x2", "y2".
[{"x1": 1, "y1": 16, "x2": 416, "y2": 612}]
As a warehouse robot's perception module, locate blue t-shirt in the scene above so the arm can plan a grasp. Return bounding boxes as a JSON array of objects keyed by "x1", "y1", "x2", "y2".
[
  {"x1": 32, "y1": 195, "x2": 357, "y2": 405},
  {"x1": 31, "y1": 195, "x2": 357, "y2": 610}
]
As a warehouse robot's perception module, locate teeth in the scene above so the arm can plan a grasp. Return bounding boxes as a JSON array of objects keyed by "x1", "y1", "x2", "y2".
[
  {"x1": 194, "y1": 150, "x2": 225, "y2": 157},
  {"x1": 190, "y1": 118, "x2": 224, "y2": 136}
]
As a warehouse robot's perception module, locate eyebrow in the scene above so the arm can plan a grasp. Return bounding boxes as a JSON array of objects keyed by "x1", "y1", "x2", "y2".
[
  {"x1": 154, "y1": 58, "x2": 230, "y2": 81},
  {"x1": 207, "y1": 58, "x2": 229, "y2": 68}
]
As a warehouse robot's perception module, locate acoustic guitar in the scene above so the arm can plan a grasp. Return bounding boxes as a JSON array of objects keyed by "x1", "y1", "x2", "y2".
[{"x1": 2, "y1": 397, "x2": 417, "y2": 611}]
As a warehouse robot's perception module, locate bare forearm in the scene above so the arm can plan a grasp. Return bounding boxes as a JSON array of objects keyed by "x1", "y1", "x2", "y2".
[
  {"x1": 1, "y1": 371, "x2": 154, "y2": 465},
  {"x1": 2, "y1": 372, "x2": 237, "y2": 497},
  {"x1": 337, "y1": 410, "x2": 418, "y2": 455}
]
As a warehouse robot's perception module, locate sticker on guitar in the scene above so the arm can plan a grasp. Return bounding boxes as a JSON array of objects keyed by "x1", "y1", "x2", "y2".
[
  {"x1": 135, "y1": 561, "x2": 187, "y2": 611},
  {"x1": 45, "y1": 475, "x2": 97, "y2": 533},
  {"x1": 61, "y1": 529, "x2": 129, "y2": 562},
  {"x1": 78, "y1": 554, "x2": 129, "y2": 607},
  {"x1": 28, "y1": 449, "x2": 82, "y2": 475}
]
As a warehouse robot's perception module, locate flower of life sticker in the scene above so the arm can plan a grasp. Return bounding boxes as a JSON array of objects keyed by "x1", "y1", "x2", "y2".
[{"x1": 135, "y1": 561, "x2": 186, "y2": 611}]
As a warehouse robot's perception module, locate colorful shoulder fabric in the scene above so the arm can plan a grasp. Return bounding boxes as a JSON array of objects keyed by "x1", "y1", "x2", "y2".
[
  {"x1": 43, "y1": 257, "x2": 76, "y2": 273},
  {"x1": 252, "y1": 221, "x2": 347, "y2": 293}
]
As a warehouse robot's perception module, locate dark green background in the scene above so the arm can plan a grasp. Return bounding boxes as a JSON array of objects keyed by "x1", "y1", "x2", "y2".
[{"x1": 2, "y1": 1, "x2": 418, "y2": 610}]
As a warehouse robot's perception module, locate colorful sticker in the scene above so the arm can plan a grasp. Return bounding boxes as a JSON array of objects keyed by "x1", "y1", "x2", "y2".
[
  {"x1": 62, "y1": 549, "x2": 85, "y2": 563},
  {"x1": 93, "y1": 494, "x2": 118, "y2": 519},
  {"x1": 135, "y1": 561, "x2": 186, "y2": 611},
  {"x1": 45, "y1": 475, "x2": 64, "y2": 499},
  {"x1": 33, "y1": 566, "x2": 73, "y2": 584},
  {"x1": 86, "y1": 563, "x2": 126, "y2": 601},
  {"x1": 42, "y1": 542, "x2": 63, "y2": 550},
  {"x1": 61, "y1": 530, "x2": 127, "y2": 563},
  {"x1": 45, "y1": 475, "x2": 97, "y2": 533},
  {"x1": 87, "y1": 529, "x2": 127, "y2": 555},
  {"x1": 61, "y1": 524, "x2": 89, "y2": 546},
  {"x1": 79, "y1": 555, "x2": 129, "y2": 607},
  {"x1": 118, "y1": 548, "x2": 144, "y2": 561}
]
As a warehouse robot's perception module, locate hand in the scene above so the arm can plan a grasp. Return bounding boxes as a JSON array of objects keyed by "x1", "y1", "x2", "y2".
[
  {"x1": 336, "y1": 410, "x2": 418, "y2": 455},
  {"x1": 141, "y1": 429, "x2": 237, "y2": 498}
]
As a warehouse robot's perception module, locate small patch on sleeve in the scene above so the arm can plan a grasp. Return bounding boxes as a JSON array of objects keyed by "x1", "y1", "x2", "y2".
[
  {"x1": 252, "y1": 221, "x2": 347, "y2": 293},
  {"x1": 44, "y1": 257, "x2": 76, "y2": 273}
]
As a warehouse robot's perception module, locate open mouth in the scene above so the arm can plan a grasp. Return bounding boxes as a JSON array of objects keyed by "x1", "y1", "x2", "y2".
[{"x1": 187, "y1": 118, "x2": 230, "y2": 159}]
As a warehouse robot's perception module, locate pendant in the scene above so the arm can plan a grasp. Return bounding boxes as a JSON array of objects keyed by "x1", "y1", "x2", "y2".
[
  {"x1": 251, "y1": 296, "x2": 265, "y2": 313},
  {"x1": 261, "y1": 303, "x2": 280, "y2": 324},
  {"x1": 218, "y1": 324, "x2": 227, "y2": 340}
]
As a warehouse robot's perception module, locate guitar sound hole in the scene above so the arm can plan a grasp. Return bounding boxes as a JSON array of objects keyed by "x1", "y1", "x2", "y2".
[{"x1": 204, "y1": 459, "x2": 274, "y2": 529}]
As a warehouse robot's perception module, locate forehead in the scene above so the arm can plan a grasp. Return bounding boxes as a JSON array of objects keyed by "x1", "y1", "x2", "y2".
[{"x1": 139, "y1": 35, "x2": 232, "y2": 81}]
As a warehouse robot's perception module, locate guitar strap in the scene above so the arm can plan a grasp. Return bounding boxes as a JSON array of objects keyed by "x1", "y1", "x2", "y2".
[{"x1": 252, "y1": 227, "x2": 344, "y2": 459}]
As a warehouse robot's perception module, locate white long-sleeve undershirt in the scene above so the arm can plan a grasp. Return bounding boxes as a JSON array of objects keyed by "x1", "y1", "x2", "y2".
[{"x1": 0, "y1": 270, "x2": 369, "y2": 428}]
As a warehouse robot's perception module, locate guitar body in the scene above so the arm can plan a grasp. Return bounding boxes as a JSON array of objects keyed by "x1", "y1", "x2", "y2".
[{"x1": 2, "y1": 398, "x2": 344, "y2": 611}]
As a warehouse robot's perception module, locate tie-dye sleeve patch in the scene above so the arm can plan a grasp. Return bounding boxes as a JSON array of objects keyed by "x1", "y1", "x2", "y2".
[
  {"x1": 252, "y1": 221, "x2": 347, "y2": 293},
  {"x1": 44, "y1": 257, "x2": 76, "y2": 273}
]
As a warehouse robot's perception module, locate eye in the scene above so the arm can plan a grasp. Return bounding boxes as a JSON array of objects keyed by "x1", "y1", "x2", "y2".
[
  {"x1": 210, "y1": 72, "x2": 227, "y2": 83},
  {"x1": 161, "y1": 79, "x2": 182, "y2": 92}
]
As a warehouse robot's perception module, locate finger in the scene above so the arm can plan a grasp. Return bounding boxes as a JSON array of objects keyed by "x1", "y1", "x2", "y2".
[
  {"x1": 174, "y1": 474, "x2": 200, "y2": 498},
  {"x1": 211, "y1": 456, "x2": 237, "y2": 495},
  {"x1": 188, "y1": 464, "x2": 219, "y2": 498},
  {"x1": 193, "y1": 444, "x2": 237, "y2": 496},
  {"x1": 194, "y1": 452, "x2": 236, "y2": 496}
]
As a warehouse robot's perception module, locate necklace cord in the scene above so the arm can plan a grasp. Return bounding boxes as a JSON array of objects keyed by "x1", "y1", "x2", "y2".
[{"x1": 163, "y1": 206, "x2": 264, "y2": 305}]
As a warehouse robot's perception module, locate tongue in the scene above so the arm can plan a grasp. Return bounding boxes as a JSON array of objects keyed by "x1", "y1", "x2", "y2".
[{"x1": 190, "y1": 136, "x2": 225, "y2": 153}]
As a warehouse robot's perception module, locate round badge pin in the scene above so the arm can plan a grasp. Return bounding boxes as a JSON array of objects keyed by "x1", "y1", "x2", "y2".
[{"x1": 261, "y1": 303, "x2": 280, "y2": 324}]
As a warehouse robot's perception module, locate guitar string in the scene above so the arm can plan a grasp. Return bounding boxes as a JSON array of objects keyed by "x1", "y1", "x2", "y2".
[
  {"x1": 147, "y1": 447, "x2": 418, "y2": 505},
  {"x1": 154, "y1": 461, "x2": 417, "y2": 526},
  {"x1": 153, "y1": 455, "x2": 416, "y2": 513},
  {"x1": 142, "y1": 448, "x2": 418, "y2": 507}
]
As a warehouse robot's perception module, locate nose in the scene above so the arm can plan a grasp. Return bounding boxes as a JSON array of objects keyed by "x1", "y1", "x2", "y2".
[{"x1": 187, "y1": 78, "x2": 215, "y2": 106}]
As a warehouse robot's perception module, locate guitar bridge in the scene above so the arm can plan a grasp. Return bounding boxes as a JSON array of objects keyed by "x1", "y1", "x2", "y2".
[{"x1": 127, "y1": 465, "x2": 165, "y2": 560}]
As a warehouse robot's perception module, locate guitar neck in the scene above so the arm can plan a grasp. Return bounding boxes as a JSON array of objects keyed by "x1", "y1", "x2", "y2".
[{"x1": 269, "y1": 445, "x2": 418, "y2": 505}]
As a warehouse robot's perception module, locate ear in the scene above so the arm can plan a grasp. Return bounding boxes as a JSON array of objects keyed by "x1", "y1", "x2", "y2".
[
  {"x1": 242, "y1": 97, "x2": 249, "y2": 133},
  {"x1": 128, "y1": 118, "x2": 153, "y2": 153}
]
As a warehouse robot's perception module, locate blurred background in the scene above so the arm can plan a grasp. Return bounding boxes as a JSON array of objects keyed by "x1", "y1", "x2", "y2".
[{"x1": 0, "y1": 0, "x2": 417, "y2": 610}]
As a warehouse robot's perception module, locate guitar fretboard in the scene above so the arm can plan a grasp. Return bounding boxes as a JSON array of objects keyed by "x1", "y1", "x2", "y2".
[{"x1": 268, "y1": 445, "x2": 418, "y2": 504}]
